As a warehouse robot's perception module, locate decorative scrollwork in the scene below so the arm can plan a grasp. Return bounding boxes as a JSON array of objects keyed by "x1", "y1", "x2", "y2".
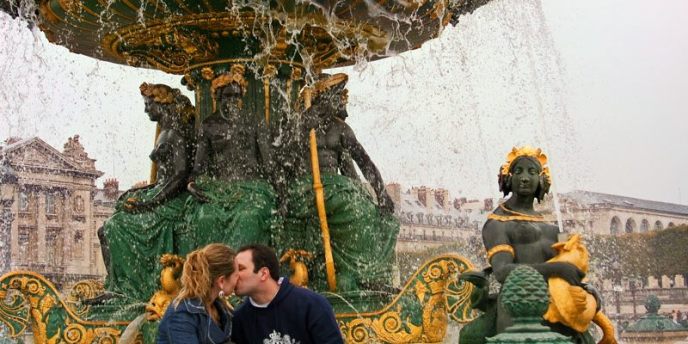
[
  {"x1": 0, "y1": 271, "x2": 129, "y2": 343},
  {"x1": 65, "y1": 279, "x2": 104, "y2": 318},
  {"x1": 0, "y1": 287, "x2": 29, "y2": 337},
  {"x1": 336, "y1": 253, "x2": 475, "y2": 343}
]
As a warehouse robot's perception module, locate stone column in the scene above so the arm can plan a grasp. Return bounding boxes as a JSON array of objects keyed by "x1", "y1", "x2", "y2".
[
  {"x1": 36, "y1": 191, "x2": 47, "y2": 263},
  {"x1": 0, "y1": 159, "x2": 17, "y2": 275},
  {"x1": 0, "y1": 197, "x2": 14, "y2": 275}
]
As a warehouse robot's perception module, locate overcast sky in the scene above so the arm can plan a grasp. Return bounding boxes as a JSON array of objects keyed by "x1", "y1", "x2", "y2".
[{"x1": 1, "y1": 0, "x2": 687, "y2": 204}]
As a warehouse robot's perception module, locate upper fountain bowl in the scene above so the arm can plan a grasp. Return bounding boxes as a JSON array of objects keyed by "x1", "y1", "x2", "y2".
[{"x1": 2, "y1": 0, "x2": 491, "y2": 74}]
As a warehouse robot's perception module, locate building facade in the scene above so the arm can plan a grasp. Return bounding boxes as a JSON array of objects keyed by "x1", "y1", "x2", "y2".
[
  {"x1": 0, "y1": 136, "x2": 119, "y2": 289},
  {"x1": 538, "y1": 190, "x2": 688, "y2": 236},
  {"x1": 386, "y1": 183, "x2": 496, "y2": 253}
]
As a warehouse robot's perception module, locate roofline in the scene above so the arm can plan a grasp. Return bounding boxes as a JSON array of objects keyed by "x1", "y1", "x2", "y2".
[{"x1": 3, "y1": 137, "x2": 102, "y2": 175}]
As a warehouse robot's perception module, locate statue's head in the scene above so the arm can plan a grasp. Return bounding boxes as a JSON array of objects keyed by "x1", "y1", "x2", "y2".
[
  {"x1": 140, "y1": 83, "x2": 193, "y2": 126},
  {"x1": 312, "y1": 73, "x2": 348, "y2": 116},
  {"x1": 498, "y1": 146, "x2": 551, "y2": 202},
  {"x1": 211, "y1": 64, "x2": 247, "y2": 115}
]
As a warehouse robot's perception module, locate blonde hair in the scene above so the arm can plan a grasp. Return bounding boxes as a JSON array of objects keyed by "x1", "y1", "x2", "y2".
[{"x1": 176, "y1": 243, "x2": 236, "y2": 306}]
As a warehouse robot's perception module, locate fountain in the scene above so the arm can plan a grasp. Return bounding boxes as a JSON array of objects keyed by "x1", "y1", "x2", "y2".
[{"x1": 0, "y1": 0, "x2": 496, "y2": 342}]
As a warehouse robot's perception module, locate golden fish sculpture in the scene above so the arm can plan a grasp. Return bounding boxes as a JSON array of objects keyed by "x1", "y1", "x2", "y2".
[{"x1": 544, "y1": 234, "x2": 617, "y2": 344}]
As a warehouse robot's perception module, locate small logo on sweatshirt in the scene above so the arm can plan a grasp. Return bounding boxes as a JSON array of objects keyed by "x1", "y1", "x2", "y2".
[{"x1": 263, "y1": 330, "x2": 300, "y2": 344}]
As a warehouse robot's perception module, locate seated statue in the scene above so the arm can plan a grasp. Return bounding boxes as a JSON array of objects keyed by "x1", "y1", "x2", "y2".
[
  {"x1": 185, "y1": 64, "x2": 277, "y2": 249},
  {"x1": 100, "y1": 83, "x2": 196, "y2": 302},
  {"x1": 459, "y1": 147, "x2": 604, "y2": 344},
  {"x1": 278, "y1": 73, "x2": 399, "y2": 292}
]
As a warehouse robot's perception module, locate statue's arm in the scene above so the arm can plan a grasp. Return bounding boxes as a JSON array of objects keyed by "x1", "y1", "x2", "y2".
[
  {"x1": 139, "y1": 136, "x2": 189, "y2": 208},
  {"x1": 482, "y1": 221, "x2": 516, "y2": 284},
  {"x1": 190, "y1": 125, "x2": 209, "y2": 178},
  {"x1": 187, "y1": 126, "x2": 209, "y2": 201},
  {"x1": 341, "y1": 124, "x2": 394, "y2": 214},
  {"x1": 339, "y1": 150, "x2": 360, "y2": 181}
]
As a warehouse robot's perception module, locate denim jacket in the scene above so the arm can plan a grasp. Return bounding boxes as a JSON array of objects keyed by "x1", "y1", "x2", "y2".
[{"x1": 157, "y1": 298, "x2": 233, "y2": 344}]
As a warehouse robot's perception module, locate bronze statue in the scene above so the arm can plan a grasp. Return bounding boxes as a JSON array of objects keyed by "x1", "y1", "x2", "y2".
[
  {"x1": 185, "y1": 64, "x2": 277, "y2": 249},
  {"x1": 98, "y1": 83, "x2": 196, "y2": 303},
  {"x1": 122, "y1": 84, "x2": 195, "y2": 210},
  {"x1": 187, "y1": 65, "x2": 271, "y2": 197},
  {"x1": 460, "y1": 147, "x2": 603, "y2": 344},
  {"x1": 294, "y1": 74, "x2": 393, "y2": 213},
  {"x1": 279, "y1": 73, "x2": 399, "y2": 292}
]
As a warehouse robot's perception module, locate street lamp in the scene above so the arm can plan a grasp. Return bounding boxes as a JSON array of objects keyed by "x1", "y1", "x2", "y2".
[{"x1": 612, "y1": 261, "x2": 623, "y2": 315}]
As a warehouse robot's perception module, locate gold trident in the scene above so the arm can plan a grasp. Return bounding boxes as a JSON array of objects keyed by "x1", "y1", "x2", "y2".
[{"x1": 304, "y1": 88, "x2": 337, "y2": 292}]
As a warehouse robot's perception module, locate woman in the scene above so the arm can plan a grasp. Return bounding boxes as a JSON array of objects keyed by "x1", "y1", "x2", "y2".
[{"x1": 157, "y1": 243, "x2": 237, "y2": 344}]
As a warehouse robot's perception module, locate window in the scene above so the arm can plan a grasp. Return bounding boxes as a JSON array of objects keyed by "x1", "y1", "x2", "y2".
[
  {"x1": 640, "y1": 219, "x2": 649, "y2": 233},
  {"x1": 73, "y1": 230, "x2": 84, "y2": 258},
  {"x1": 17, "y1": 226, "x2": 37, "y2": 262},
  {"x1": 91, "y1": 243, "x2": 100, "y2": 270},
  {"x1": 625, "y1": 218, "x2": 636, "y2": 233},
  {"x1": 18, "y1": 192, "x2": 29, "y2": 212},
  {"x1": 610, "y1": 217, "x2": 621, "y2": 235},
  {"x1": 73, "y1": 195, "x2": 85, "y2": 213},
  {"x1": 654, "y1": 221, "x2": 664, "y2": 230},
  {"x1": 17, "y1": 227, "x2": 29, "y2": 257},
  {"x1": 45, "y1": 193, "x2": 56, "y2": 215},
  {"x1": 46, "y1": 228, "x2": 63, "y2": 266}
]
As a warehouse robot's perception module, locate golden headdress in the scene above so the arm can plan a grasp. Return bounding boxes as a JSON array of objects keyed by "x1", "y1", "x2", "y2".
[
  {"x1": 312, "y1": 73, "x2": 347, "y2": 97},
  {"x1": 140, "y1": 83, "x2": 175, "y2": 104},
  {"x1": 211, "y1": 64, "x2": 248, "y2": 96},
  {"x1": 499, "y1": 146, "x2": 551, "y2": 183},
  {"x1": 299, "y1": 73, "x2": 348, "y2": 108}
]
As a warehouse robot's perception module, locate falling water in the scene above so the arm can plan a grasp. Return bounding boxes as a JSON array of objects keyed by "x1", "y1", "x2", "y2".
[{"x1": 1, "y1": 0, "x2": 605, "y2": 342}]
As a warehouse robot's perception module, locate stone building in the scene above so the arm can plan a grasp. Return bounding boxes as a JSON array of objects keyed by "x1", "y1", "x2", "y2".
[
  {"x1": 385, "y1": 183, "x2": 496, "y2": 253},
  {"x1": 539, "y1": 190, "x2": 688, "y2": 235},
  {"x1": 0, "y1": 136, "x2": 120, "y2": 288}
]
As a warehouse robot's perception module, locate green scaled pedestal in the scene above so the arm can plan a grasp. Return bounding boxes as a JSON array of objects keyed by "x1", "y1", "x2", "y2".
[{"x1": 487, "y1": 265, "x2": 572, "y2": 344}]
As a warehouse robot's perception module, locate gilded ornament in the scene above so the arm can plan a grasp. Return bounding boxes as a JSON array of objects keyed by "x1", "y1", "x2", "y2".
[
  {"x1": 139, "y1": 83, "x2": 175, "y2": 104},
  {"x1": 0, "y1": 271, "x2": 128, "y2": 343},
  {"x1": 544, "y1": 234, "x2": 618, "y2": 343},
  {"x1": 210, "y1": 64, "x2": 248, "y2": 95},
  {"x1": 486, "y1": 203, "x2": 547, "y2": 222},
  {"x1": 201, "y1": 67, "x2": 215, "y2": 80},
  {"x1": 336, "y1": 254, "x2": 475, "y2": 343},
  {"x1": 291, "y1": 67, "x2": 303, "y2": 81},
  {"x1": 146, "y1": 254, "x2": 184, "y2": 320},
  {"x1": 486, "y1": 244, "x2": 515, "y2": 260},
  {"x1": 280, "y1": 250, "x2": 313, "y2": 288},
  {"x1": 499, "y1": 146, "x2": 552, "y2": 184},
  {"x1": 313, "y1": 73, "x2": 348, "y2": 96}
]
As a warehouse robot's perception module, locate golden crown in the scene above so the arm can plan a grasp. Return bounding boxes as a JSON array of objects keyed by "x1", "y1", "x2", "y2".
[
  {"x1": 211, "y1": 64, "x2": 248, "y2": 96},
  {"x1": 500, "y1": 146, "x2": 551, "y2": 182},
  {"x1": 312, "y1": 73, "x2": 348, "y2": 97},
  {"x1": 139, "y1": 83, "x2": 174, "y2": 104}
]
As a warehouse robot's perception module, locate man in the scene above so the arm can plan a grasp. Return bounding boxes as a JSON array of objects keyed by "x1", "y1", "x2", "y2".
[{"x1": 231, "y1": 244, "x2": 343, "y2": 344}]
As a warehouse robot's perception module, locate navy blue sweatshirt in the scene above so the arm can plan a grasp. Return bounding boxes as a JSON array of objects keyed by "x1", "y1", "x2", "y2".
[{"x1": 230, "y1": 279, "x2": 343, "y2": 344}]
